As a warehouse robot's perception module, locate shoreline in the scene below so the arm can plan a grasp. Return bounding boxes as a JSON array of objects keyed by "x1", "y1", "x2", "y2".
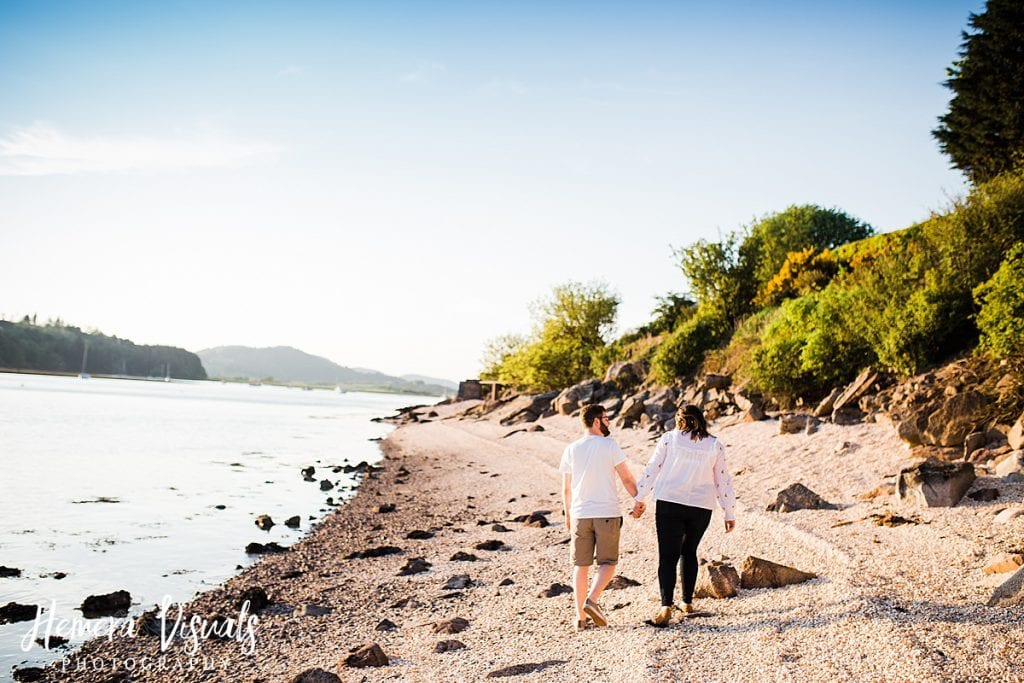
[{"x1": 23, "y1": 400, "x2": 1024, "y2": 682}]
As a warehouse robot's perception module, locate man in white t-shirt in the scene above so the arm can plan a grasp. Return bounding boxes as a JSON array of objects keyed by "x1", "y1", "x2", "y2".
[{"x1": 559, "y1": 403, "x2": 642, "y2": 632}]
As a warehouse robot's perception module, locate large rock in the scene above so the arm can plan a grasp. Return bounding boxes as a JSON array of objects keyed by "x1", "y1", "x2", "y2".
[
  {"x1": 739, "y1": 556, "x2": 816, "y2": 589},
  {"x1": 1008, "y1": 412, "x2": 1024, "y2": 450},
  {"x1": 896, "y1": 457, "x2": 976, "y2": 507},
  {"x1": 767, "y1": 483, "x2": 837, "y2": 512},
  {"x1": 498, "y1": 392, "x2": 558, "y2": 425},
  {"x1": 779, "y1": 414, "x2": 819, "y2": 435},
  {"x1": 553, "y1": 380, "x2": 601, "y2": 415},
  {"x1": 615, "y1": 394, "x2": 648, "y2": 428},
  {"x1": 604, "y1": 361, "x2": 645, "y2": 389},
  {"x1": 694, "y1": 561, "x2": 740, "y2": 598},
  {"x1": 993, "y1": 507, "x2": 1024, "y2": 525},
  {"x1": 994, "y1": 450, "x2": 1024, "y2": 477},
  {"x1": 987, "y1": 565, "x2": 1024, "y2": 607},
  {"x1": 896, "y1": 409, "x2": 930, "y2": 447},
  {"x1": 344, "y1": 643, "x2": 388, "y2": 668},
  {"x1": 923, "y1": 391, "x2": 987, "y2": 447},
  {"x1": 704, "y1": 374, "x2": 731, "y2": 390},
  {"x1": 813, "y1": 387, "x2": 843, "y2": 418}
]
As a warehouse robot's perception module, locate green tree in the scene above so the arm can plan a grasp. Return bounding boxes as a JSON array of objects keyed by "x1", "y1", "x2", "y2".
[
  {"x1": 675, "y1": 232, "x2": 755, "y2": 323},
  {"x1": 974, "y1": 241, "x2": 1024, "y2": 357},
  {"x1": 933, "y1": 0, "x2": 1024, "y2": 183}
]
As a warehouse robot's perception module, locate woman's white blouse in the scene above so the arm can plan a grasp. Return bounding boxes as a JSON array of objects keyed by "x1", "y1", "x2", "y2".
[{"x1": 634, "y1": 429, "x2": 736, "y2": 520}]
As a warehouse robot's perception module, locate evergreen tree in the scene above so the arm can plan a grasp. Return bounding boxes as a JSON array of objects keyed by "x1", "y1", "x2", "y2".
[{"x1": 933, "y1": 0, "x2": 1024, "y2": 183}]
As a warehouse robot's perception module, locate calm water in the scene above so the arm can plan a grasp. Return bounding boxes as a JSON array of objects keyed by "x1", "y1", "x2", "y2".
[{"x1": 0, "y1": 373, "x2": 436, "y2": 678}]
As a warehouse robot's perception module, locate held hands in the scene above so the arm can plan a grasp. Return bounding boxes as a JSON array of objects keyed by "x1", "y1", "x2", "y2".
[
  {"x1": 629, "y1": 501, "x2": 646, "y2": 518},
  {"x1": 724, "y1": 519, "x2": 736, "y2": 533}
]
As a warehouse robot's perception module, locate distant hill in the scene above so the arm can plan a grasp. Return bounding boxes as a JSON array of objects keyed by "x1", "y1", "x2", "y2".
[
  {"x1": 197, "y1": 346, "x2": 450, "y2": 395},
  {"x1": 401, "y1": 374, "x2": 458, "y2": 391}
]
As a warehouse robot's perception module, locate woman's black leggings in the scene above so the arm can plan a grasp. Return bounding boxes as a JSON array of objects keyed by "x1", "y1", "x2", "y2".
[{"x1": 655, "y1": 500, "x2": 712, "y2": 606}]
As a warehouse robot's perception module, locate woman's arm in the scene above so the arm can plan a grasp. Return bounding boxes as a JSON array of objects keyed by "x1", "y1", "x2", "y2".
[
  {"x1": 634, "y1": 433, "x2": 669, "y2": 502},
  {"x1": 712, "y1": 440, "x2": 736, "y2": 531}
]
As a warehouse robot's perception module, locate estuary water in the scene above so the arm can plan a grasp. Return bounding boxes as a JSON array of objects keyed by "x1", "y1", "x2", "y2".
[{"x1": 0, "y1": 373, "x2": 436, "y2": 678}]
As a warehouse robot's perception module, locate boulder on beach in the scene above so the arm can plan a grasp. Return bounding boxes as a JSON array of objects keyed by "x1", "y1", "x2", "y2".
[
  {"x1": 374, "y1": 503, "x2": 397, "y2": 513},
  {"x1": 923, "y1": 391, "x2": 987, "y2": 447},
  {"x1": 406, "y1": 529, "x2": 435, "y2": 540},
  {"x1": 345, "y1": 545, "x2": 402, "y2": 560},
  {"x1": 475, "y1": 539, "x2": 506, "y2": 551},
  {"x1": 435, "y1": 639, "x2": 467, "y2": 653},
  {"x1": 344, "y1": 642, "x2": 389, "y2": 668},
  {"x1": 444, "y1": 574, "x2": 472, "y2": 590},
  {"x1": 897, "y1": 457, "x2": 976, "y2": 507},
  {"x1": 605, "y1": 575, "x2": 640, "y2": 590},
  {"x1": 81, "y1": 590, "x2": 131, "y2": 617},
  {"x1": 0, "y1": 602, "x2": 37, "y2": 624},
  {"x1": 694, "y1": 561, "x2": 740, "y2": 599},
  {"x1": 779, "y1": 414, "x2": 819, "y2": 435},
  {"x1": 994, "y1": 450, "x2": 1024, "y2": 477},
  {"x1": 523, "y1": 513, "x2": 549, "y2": 528},
  {"x1": 397, "y1": 557, "x2": 431, "y2": 576},
  {"x1": 450, "y1": 552, "x2": 478, "y2": 562},
  {"x1": 1009, "y1": 412, "x2": 1024, "y2": 450},
  {"x1": 290, "y1": 668, "x2": 340, "y2": 683},
  {"x1": 235, "y1": 587, "x2": 269, "y2": 611},
  {"x1": 431, "y1": 616, "x2": 470, "y2": 634},
  {"x1": 255, "y1": 515, "x2": 274, "y2": 531},
  {"x1": 740, "y1": 556, "x2": 816, "y2": 589},
  {"x1": 987, "y1": 565, "x2": 1024, "y2": 608},
  {"x1": 767, "y1": 483, "x2": 838, "y2": 512},
  {"x1": 538, "y1": 583, "x2": 573, "y2": 598},
  {"x1": 246, "y1": 542, "x2": 289, "y2": 555},
  {"x1": 375, "y1": 618, "x2": 397, "y2": 631}
]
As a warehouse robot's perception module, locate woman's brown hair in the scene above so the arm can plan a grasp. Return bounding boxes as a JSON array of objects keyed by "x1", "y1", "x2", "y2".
[{"x1": 675, "y1": 404, "x2": 710, "y2": 440}]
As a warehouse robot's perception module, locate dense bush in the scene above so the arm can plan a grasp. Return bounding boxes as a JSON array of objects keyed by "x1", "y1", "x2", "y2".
[
  {"x1": 756, "y1": 247, "x2": 838, "y2": 307},
  {"x1": 650, "y1": 306, "x2": 731, "y2": 384},
  {"x1": 975, "y1": 242, "x2": 1024, "y2": 357}
]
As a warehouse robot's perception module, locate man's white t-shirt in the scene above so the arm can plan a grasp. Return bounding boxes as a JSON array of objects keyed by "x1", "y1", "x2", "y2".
[{"x1": 559, "y1": 434, "x2": 627, "y2": 519}]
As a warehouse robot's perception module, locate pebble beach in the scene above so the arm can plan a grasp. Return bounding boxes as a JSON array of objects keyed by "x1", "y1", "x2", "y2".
[{"x1": 37, "y1": 399, "x2": 1024, "y2": 682}]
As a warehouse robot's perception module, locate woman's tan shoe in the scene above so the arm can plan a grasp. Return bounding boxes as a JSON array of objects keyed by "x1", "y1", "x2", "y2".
[
  {"x1": 652, "y1": 606, "x2": 673, "y2": 626},
  {"x1": 679, "y1": 602, "x2": 695, "y2": 614}
]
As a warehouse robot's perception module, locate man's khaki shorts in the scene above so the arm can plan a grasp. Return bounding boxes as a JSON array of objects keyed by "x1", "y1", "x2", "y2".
[{"x1": 570, "y1": 516, "x2": 622, "y2": 566}]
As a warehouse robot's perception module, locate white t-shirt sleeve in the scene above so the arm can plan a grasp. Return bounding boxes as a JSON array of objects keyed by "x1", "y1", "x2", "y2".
[
  {"x1": 610, "y1": 440, "x2": 626, "y2": 466},
  {"x1": 558, "y1": 446, "x2": 571, "y2": 474}
]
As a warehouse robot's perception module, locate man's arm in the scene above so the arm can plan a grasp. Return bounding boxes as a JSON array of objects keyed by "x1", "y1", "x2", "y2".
[
  {"x1": 614, "y1": 461, "x2": 638, "y2": 498},
  {"x1": 562, "y1": 472, "x2": 572, "y2": 530}
]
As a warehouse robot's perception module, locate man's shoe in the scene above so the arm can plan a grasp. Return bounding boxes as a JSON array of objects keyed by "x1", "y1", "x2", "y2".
[
  {"x1": 652, "y1": 606, "x2": 673, "y2": 626},
  {"x1": 583, "y1": 599, "x2": 608, "y2": 627},
  {"x1": 575, "y1": 619, "x2": 590, "y2": 632}
]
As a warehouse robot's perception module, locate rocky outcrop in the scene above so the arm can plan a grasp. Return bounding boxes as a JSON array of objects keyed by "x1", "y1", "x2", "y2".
[
  {"x1": 604, "y1": 361, "x2": 645, "y2": 390},
  {"x1": 739, "y1": 556, "x2": 816, "y2": 589},
  {"x1": 896, "y1": 458, "x2": 975, "y2": 507},
  {"x1": 923, "y1": 391, "x2": 988, "y2": 447},
  {"x1": 553, "y1": 380, "x2": 604, "y2": 415},
  {"x1": 694, "y1": 561, "x2": 740, "y2": 598},
  {"x1": 766, "y1": 483, "x2": 837, "y2": 512},
  {"x1": 497, "y1": 392, "x2": 559, "y2": 425}
]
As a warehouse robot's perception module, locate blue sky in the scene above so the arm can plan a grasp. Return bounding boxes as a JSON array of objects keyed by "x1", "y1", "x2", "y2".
[{"x1": 0, "y1": 1, "x2": 981, "y2": 380}]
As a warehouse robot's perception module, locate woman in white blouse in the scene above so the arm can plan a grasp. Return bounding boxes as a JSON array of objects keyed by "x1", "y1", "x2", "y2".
[{"x1": 631, "y1": 404, "x2": 736, "y2": 626}]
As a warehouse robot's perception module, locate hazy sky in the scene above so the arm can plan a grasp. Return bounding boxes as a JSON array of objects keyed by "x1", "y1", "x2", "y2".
[{"x1": 1, "y1": 1, "x2": 978, "y2": 381}]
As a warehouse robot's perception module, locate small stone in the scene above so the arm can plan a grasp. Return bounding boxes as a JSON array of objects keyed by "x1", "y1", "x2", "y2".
[
  {"x1": 450, "y1": 551, "x2": 478, "y2": 562},
  {"x1": 406, "y1": 529, "x2": 435, "y2": 540},
  {"x1": 444, "y1": 574, "x2": 473, "y2": 590},
  {"x1": 431, "y1": 616, "x2": 470, "y2": 634},
  {"x1": 293, "y1": 603, "x2": 332, "y2": 616},
  {"x1": 345, "y1": 545, "x2": 403, "y2": 560},
  {"x1": 491, "y1": 524, "x2": 512, "y2": 532},
  {"x1": 34, "y1": 634, "x2": 69, "y2": 649},
  {"x1": 987, "y1": 565, "x2": 1024, "y2": 607},
  {"x1": 374, "y1": 503, "x2": 397, "y2": 513},
  {"x1": 498, "y1": 578, "x2": 514, "y2": 586},
  {"x1": 344, "y1": 642, "x2": 389, "y2": 668},
  {"x1": 475, "y1": 539, "x2": 505, "y2": 551},
  {"x1": 255, "y1": 515, "x2": 274, "y2": 530},
  {"x1": 398, "y1": 557, "x2": 431, "y2": 575},
  {"x1": 605, "y1": 575, "x2": 640, "y2": 590},
  {"x1": 435, "y1": 639, "x2": 467, "y2": 653},
  {"x1": 967, "y1": 488, "x2": 1000, "y2": 502},
  {"x1": 246, "y1": 541, "x2": 289, "y2": 554},
  {"x1": 523, "y1": 513, "x2": 550, "y2": 528},
  {"x1": 284, "y1": 516, "x2": 301, "y2": 528},
  {"x1": 375, "y1": 618, "x2": 398, "y2": 631},
  {"x1": 290, "y1": 667, "x2": 340, "y2": 683},
  {"x1": 12, "y1": 667, "x2": 45, "y2": 682},
  {"x1": 235, "y1": 587, "x2": 270, "y2": 611},
  {"x1": 538, "y1": 583, "x2": 573, "y2": 598},
  {"x1": 767, "y1": 483, "x2": 837, "y2": 512},
  {"x1": 319, "y1": 479, "x2": 334, "y2": 491}
]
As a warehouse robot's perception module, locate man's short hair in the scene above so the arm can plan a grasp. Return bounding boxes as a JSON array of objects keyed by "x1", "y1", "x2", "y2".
[{"x1": 581, "y1": 404, "x2": 605, "y2": 428}]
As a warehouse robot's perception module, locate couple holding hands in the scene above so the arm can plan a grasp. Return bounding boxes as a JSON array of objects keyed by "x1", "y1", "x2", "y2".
[{"x1": 559, "y1": 402, "x2": 736, "y2": 631}]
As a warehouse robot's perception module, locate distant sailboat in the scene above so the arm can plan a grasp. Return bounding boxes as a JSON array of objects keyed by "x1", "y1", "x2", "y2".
[
  {"x1": 78, "y1": 342, "x2": 90, "y2": 380},
  {"x1": 164, "y1": 363, "x2": 171, "y2": 382}
]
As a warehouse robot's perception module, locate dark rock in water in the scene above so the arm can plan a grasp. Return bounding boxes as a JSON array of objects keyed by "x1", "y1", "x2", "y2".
[
  {"x1": 255, "y1": 515, "x2": 275, "y2": 531},
  {"x1": 450, "y1": 551, "x2": 478, "y2": 562},
  {"x1": 491, "y1": 524, "x2": 511, "y2": 533},
  {"x1": 897, "y1": 457, "x2": 976, "y2": 507},
  {"x1": 375, "y1": 618, "x2": 398, "y2": 631},
  {"x1": 48, "y1": 572, "x2": 67, "y2": 580},
  {"x1": 374, "y1": 503, "x2": 397, "y2": 513},
  {"x1": 81, "y1": 590, "x2": 131, "y2": 618},
  {"x1": 35, "y1": 634, "x2": 69, "y2": 648},
  {"x1": 538, "y1": 583, "x2": 573, "y2": 598},
  {"x1": 740, "y1": 556, "x2": 816, "y2": 589},
  {"x1": 0, "y1": 602, "x2": 38, "y2": 624},
  {"x1": 346, "y1": 546, "x2": 403, "y2": 560},
  {"x1": 431, "y1": 616, "x2": 470, "y2": 634},
  {"x1": 246, "y1": 542, "x2": 289, "y2": 555},
  {"x1": 499, "y1": 578, "x2": 514, "y2": 586},
  {"x1": 301, "y1": 466, "x2": 316, "y2": 478},
  {"x1": 486, "y1": 660, "x2": 567, "y2": 678},
  {"x1": 214, "y1": 504, "x2": 227, "y2": 510},
  {"x1": 767, "y1": 483, "x2": 838, "y2": 512},
  {"x1": 398, "y1": 557, "x2": 431, "y2": 576},
  {"x1": 344, "y1": 642, "x2": 389, "y2": 668},
  {"x1": 235, "y1": 587, "x2": 269, "y2": 611},
  {"x1": 406, "y1": 529, "x2": 435, "y2": 540},
  {"x1": 284, "y1": 515, "x2": 301, "y2": 528},
  {"x1": 12, "y1": 666, "x2": 45, "y2": 682},
  {"x1": 0, "y1": 566, "x2": 21, "y2": 578},
  {"x1": 293, "y1": 603, "x2": 332, "y2": 617},
  {"x1": 523, "y1": 513, "x2": 549, "y2": 528},
  {"x1": 967, "y1": 488, "x2": 1000, "y2": 502},
  {"x1": 290, "y1": 667, "x2": 341, "y2": 683},
  {"x1": 475, "y1": 539, "x2": 505, "y2": 551},
  {"x1": 444, "y1": 574, "x2": 472, "y2": 590},
  {"x1": 435, "y1": 639, "x2": 467, "y2": 653},
  {"x1": 605, "y1": 575, "x2": 640, "y2": 590},
  {"x1": 319, "y1": 479, "x2": 334, "y2": 491}
]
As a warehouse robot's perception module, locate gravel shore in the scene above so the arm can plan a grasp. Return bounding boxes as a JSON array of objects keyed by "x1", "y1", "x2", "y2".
[{"x1": 44, "y1": 400, "x2": 1024, "y2": 682}]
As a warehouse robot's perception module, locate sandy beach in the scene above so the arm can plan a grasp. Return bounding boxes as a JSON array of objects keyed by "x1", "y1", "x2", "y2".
[{"x1": 40, "y1": 398, "x2": 1024, "y2": 682}]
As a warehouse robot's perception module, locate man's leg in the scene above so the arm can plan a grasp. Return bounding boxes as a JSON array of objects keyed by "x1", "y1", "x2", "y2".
[
  {"x1": 573, "y1": 565, "x2": 590, "y2": 622},
  {"x1": 588, "y1": 562, "x2": 617, "y2": 604}
]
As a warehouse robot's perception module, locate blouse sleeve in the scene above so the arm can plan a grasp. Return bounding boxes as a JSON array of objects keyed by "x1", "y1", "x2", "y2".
[
  {"x1": 712, "y1": 439, "x2": 736, "y2": 521},
  {"x1": 635, "y1": 433, "x2": 669, "y2": 502}
]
